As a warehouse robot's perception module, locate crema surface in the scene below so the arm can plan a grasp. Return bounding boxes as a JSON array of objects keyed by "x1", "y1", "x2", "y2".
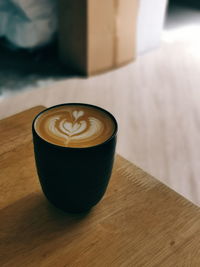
[{"x1": 34, "y1": 105, "x2": 116, "y2": 148}]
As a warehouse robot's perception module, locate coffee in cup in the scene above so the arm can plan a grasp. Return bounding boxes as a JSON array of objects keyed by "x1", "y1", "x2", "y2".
[
  {"x1": 34, "y1": 104, "x2": 115, "y2": 148},
  {"x1": 32, "y1": 103, "x2": 117, "y2": 213}
]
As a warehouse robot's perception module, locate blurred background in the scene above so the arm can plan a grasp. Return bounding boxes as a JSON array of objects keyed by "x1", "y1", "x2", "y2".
[{"x1": 0, "y1": 0, "x2": 200, "y2": 206}]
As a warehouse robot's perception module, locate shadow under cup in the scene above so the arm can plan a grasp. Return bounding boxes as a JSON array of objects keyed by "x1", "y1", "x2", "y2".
[{"x1": 32, "y1": 103, "x2": 117, "y2": 213}]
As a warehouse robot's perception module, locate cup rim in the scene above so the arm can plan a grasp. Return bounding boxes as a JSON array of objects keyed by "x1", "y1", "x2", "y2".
[{"x1": 32, "y1": 103, "x2": 118, "y2": 150}]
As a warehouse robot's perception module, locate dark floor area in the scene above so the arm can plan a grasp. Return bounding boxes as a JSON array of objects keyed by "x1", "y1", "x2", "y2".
[{"x1": 0, "y1": 38, "x2": 75, "y2": 96}]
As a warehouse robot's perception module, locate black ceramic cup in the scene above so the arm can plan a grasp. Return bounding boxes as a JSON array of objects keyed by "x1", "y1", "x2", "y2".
[{"x1": 32, "y1": 103, "x2": 117, "y2": 213}]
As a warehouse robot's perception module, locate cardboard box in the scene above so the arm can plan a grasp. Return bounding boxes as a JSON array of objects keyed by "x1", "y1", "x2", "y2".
[{"x1": 58, "y1": 0, "x2": 139, "y2": 76}]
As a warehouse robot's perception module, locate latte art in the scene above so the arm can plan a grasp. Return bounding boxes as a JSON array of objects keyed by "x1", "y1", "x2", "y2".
[
  {"x1": 34, "y1": 104, "x2": 116, "y2": 148},
  {"x1": 48, "y1": 112, "x2": 103, "y2": 145}
]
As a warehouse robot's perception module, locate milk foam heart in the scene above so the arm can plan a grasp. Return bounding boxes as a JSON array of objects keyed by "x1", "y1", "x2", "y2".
[{"x1": 34, "y1": 105, "x2": 115, "y2": 148}]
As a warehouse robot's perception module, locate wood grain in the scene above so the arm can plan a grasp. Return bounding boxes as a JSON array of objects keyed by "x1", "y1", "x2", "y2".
[{"x1": 1, "y1": 106, "x2": 200, "y2": 266}]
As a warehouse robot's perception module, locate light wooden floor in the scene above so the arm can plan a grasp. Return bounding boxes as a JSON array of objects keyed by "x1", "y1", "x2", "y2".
[{"x1": 1, "y1": 4, "x2": 200, "y2": 206}]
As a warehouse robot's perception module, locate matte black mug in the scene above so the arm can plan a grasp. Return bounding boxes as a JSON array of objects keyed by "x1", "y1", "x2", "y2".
[{"x1": 32, "y1": 103, "x2": 117, "y2": 213}]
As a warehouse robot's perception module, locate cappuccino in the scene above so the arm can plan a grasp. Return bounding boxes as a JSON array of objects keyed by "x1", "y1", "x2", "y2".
[{"x1": 34, "y1": 104, "x2": 116, "y2": 148}]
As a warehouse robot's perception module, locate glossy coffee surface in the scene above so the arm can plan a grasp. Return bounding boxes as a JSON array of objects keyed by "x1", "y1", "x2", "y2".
[{"x1": 34, "y1": 104, "x2": 116, "y2": 148}]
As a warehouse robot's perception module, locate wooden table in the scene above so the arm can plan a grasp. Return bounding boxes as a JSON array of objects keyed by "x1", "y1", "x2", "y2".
[{"x1": 1, "y1": 106, "x2": 200, "y2": 267}]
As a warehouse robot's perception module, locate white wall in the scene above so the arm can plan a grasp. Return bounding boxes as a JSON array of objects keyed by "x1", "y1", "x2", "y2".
[{"x1": 137, "y1": 0, "x2": 168, "y2": 54}]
